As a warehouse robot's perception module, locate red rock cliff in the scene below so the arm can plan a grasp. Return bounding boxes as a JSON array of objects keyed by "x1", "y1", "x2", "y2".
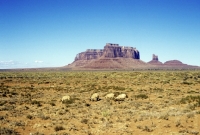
[{"x1": 75, "y1": 43, "x2": 140, "y2": 61}]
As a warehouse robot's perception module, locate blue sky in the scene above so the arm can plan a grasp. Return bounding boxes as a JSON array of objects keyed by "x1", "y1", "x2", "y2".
[{"x1": 0, "y1": 0, "x2": 200, "y2": 69}]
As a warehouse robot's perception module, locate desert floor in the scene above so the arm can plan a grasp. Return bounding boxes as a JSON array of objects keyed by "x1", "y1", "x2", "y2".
[{"x1": 0, "y1": 70, "x2": 200, "y2": 135}]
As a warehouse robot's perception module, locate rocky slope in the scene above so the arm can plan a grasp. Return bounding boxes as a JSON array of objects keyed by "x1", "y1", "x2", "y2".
[
  {"x1": 68, "y1": 58, "x2": 147, "y2": 69},
  {"x1": 66, "y1": 43, "x2": 199, "y2": 70},
  {"x1": 164, "y1": 60, "x2": 186, "y2": 66},
  {"x1": 163, "y1": 60, "x2": 200, "y2": 68}
]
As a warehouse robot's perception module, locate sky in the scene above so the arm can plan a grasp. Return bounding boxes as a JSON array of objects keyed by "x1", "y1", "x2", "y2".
[{"x1": 0, "y1": 0, "x2": 200, "y2": 69}]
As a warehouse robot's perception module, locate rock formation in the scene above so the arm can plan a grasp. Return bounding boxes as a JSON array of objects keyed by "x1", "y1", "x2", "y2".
[
  {"x1": 75, "y1": 43, "x2": 140, "y2": 61},
  {"x1": 164, "y1": 60, "x2": 187, "y2": 66},
  {"x1": 65, "y1": 43, "x2": 199, "y2": 70},
  {"x1": 148, "y1": 54, "x2": 163, "y2": 65},
  {"x1": 162, "y1": 60, "x2": 200, "y2": 69},
  {"x1": 67, "y1": 43, "x2": 146, "y2": 69},
  {"x1": 75, "y1": 49, "x2": 103, "y2": 61},
  {"x1": 152, "y1": 54, "x2": 158, "y2": 61}
]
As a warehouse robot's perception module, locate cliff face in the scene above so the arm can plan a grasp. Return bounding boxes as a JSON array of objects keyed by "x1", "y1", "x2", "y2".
[
  {"x1": 75, "y1": 50, "x2": 103, "y2": 61},
  {"x1": 152, "y1": 54, "x2": 158, "y2": 61},
  {"x1": 148, "y1": 54, "x2": 163, "y2": 65},
  {"x1": 75, "y1": 43, "x2": 140, "y2": 61}
]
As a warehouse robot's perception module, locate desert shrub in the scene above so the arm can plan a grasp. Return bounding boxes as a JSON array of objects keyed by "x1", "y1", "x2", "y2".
[
  {"x1": 31, "y1": 132, "x2": 44, "y2": 135},
  {"x1": 10, "y1": 91, "x2": 18, "y2": 95},
  {"x1": 0, "y1": 100, "x2": 7, "y2": 106},
  {"x1": 9, "y1": 101, "x2": 16, "y2": 105},
  {"x1": 180, "y1": 95, "x2": 200, "y2": 107},
  {"x1": 135, "y1": 94, "x2": 148, "y2": 99},
  {"x1": 106, "y1": 85, "x2": 125, "y2": 91},
  {"x1": 116, "y1": 86, "x2": 125, "y2": 90},
  {"x1": 1, "y1": 105, "x2": 15, "y2": 111},
  {"x1": 186, "y1": 112, "x2": 195, "y2": 118},
  {"x1": 54, "y1": 126, "x2": 65, "y2": 131},
  {"x1": 0, "y1": 116, "x2": 5, "y2": 120},
  {"x1": 159, "y1": 113, "x2": 169, "y2": 120},
  {"x1": 49, "y1": 101, "x2": 56, "y2": 106},
  {"x1": 137, "y1": 125, "x2": 142, "y2": 129},
  {"x1": 81, "y1": 118, "x2": 88, "y2": 124},
  {"x1": 14, "y1": 121, "x2": 25, "y2": 126},
  {"x1": 31, "y1": 100, "x2": 42, "y2": 107},
  {"x1": 187, "y1": 90, "x2": 197, "y2": 93},
  {"x1": 41, "y1": 115, "x2": 50, "y2": 120},
  {"x1": 180, "y1": 98, "x2": 187, "y2": 104},
  {"x1": 179, "y1": 130, "x2": 189, "y2": 134},
  {"x1": 62, "y1": 99, "x2": 74, "y2": 104},
  {"x1": 62, "y1": 96, "x2": 79, "y2": 105},
  {"x1": 182, "y1": 81, "x2": 193, "y2": 85},
  {"x1": 175, "y1": 119, "x2": 181, "y2": 127},
  {"x1": 153, "y1": 88, "x2": 164, "y2": 92},
  {"x1": 2, "y1": 92, "x2": 7, "y2": 97},
  {"x1": 26, "y1": 114, "x2": 33, "y2": 120},
  {"x1": 0, "y1": 127, "x2": 19, "y2": 135},
  {"x1": 85, "y1": 103, "x2": 90, "y2": 107},
  {"x1": 143, "y1": 126, "x2": 153, "y2": 132},
  {"x1": 58, "y1": 109, "x2": 67, "y2": 115}
]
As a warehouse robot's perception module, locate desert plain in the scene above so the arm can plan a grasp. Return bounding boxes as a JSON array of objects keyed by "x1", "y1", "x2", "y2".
[{"x1": 0, "y1": 70, "x2": 200, "y2": 135}]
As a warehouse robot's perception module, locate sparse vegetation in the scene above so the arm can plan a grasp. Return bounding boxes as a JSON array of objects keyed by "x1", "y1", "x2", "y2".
[
  {"x1": 0, "y1": 70, "x2": 200, "y2": 134},
  {"x1": 135, "y1": 94, "x2": 148, "y2": 99},
  {"x1": 54, "y1": 125, "x2": 65, "y2": 131},
  {"x1": 0, "y1": 127, "x2": 19, "y2": 135},
  {"x1": 26, "y1": 114, "x2": 33, "y2": 119}
]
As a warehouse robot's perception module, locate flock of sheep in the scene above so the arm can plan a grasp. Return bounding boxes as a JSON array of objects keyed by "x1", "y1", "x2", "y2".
[{"x1": 61, "y1": 93, "x2": 128, "y2": 103}]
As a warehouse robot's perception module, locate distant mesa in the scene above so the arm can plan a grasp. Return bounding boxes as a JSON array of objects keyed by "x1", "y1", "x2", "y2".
[
  {"x1": 164, "y1": 60, "x2": 185, "y2": 66},
  {"x1": 65, "y1": 43, "x2": 199, "y2": 70},
  {"x1": 75, "y1": 43, "x2": 140, "y2": 61},
  {"x1": 148, "y1": 54, "x2": 163, "y2": 65},
  {"x1": 162, "y1": 60, "x2": 197, "y2": 68},
  {"x1": 67, "y1": 43, "x2": 146, "y2": 69},
  {"x1": 148, "y1": 55, "x2": 198, "y2": 68}
]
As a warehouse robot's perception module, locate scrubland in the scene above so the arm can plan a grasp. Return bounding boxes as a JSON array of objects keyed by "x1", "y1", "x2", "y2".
[{"x1": 0, "y1": 70, "x2": 200, "y2": 135}]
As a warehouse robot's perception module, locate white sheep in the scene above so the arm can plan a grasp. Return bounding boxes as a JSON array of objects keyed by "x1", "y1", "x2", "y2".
[
  {"x1": 90, "y1": 93, "x2": 99, "y2": 101},
  {"x1": 61, "y1": 95, "x2": 70, "y2": 102},
  {"x1": 105, "y1": 93, "x2": 115, "y2": 99},
  {"x1": 115, "y1": 94, "x2": 128, "y2": 101}
]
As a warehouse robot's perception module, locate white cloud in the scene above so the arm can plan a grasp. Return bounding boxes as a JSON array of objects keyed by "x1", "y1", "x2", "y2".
[
  {"x1": 34, "y1": 60, "x2": 43, "y2": 63},
  {"x1": 0, "y1": 60, "x2": 17, "y2": 65},
  {"x1": 0, "y1": 60, "x2": 21, "y2": 69},
  {"x1": 0, "y1": 60, "x2": 50, "y2": 69}
]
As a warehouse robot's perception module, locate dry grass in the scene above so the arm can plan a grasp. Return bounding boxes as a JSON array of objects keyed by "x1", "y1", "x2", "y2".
[{"x1": 0, "y1": 70, "x2": 200, "y2": 135}]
